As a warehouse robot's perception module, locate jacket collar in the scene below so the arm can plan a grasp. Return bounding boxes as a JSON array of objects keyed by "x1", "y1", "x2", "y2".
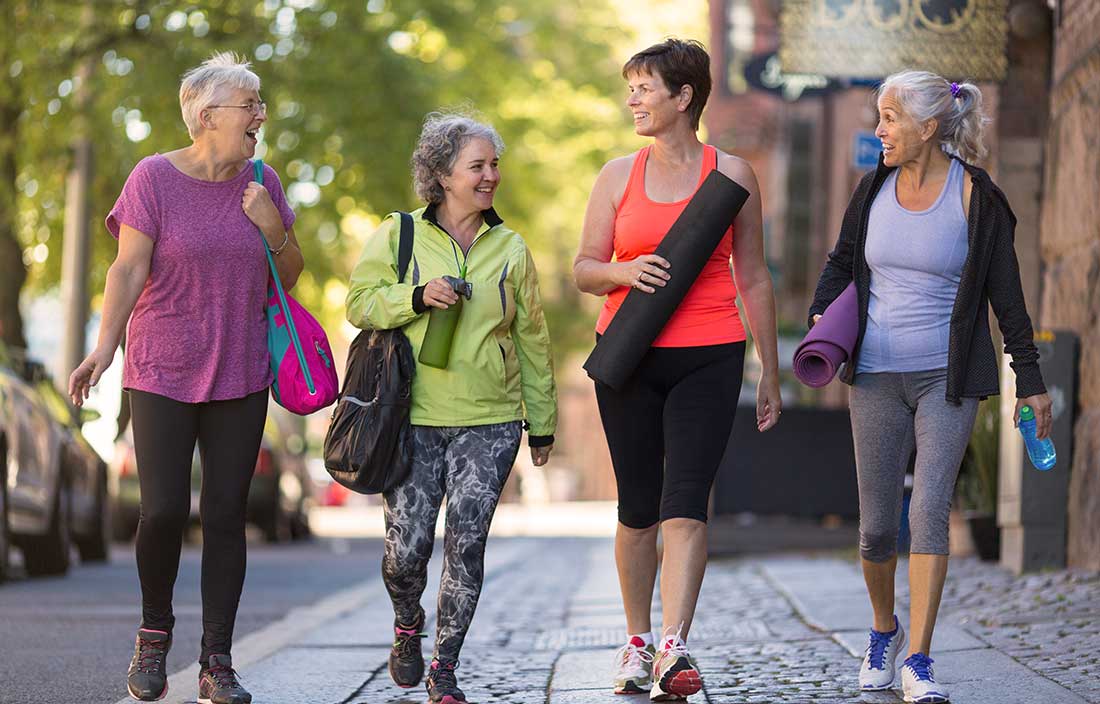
[{"x1": 422, "y1": 202, "x2": 504, "y2": 230}]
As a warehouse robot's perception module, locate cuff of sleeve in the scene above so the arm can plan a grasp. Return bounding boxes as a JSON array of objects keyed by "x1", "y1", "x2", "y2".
[
  {"x1": 412, "y1": 285, "x2": 428, "y2": 314},
  {"x1": 1014, "y1": 364, "x2": 1047, "y2": 399},
  {"x1": 528, "y1": 434, "x2": 554, "y2": 448}
]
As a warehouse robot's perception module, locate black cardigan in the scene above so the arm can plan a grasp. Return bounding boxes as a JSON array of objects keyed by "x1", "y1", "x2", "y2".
[{"x1": 808, "y1": 154, "x2": 1046, "y2": 404}]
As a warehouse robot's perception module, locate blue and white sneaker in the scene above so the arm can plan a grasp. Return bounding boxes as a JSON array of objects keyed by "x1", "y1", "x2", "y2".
[
  {"x1": 902, "y1": 653, "x2": 949, "y2": 703},
  {"x1": 858, "y1": 615, "x2": 906, "y2": 691}
]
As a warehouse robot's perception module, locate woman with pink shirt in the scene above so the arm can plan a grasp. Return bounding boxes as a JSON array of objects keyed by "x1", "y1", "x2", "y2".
[{"x1": 68, "y1": 52, "x2": 301, "y2": 704}]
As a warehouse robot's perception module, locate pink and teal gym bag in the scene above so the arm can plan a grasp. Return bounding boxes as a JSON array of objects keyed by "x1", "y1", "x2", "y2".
[{"x1": 253, "y1": 160, "x2": 339, "y2": 415}]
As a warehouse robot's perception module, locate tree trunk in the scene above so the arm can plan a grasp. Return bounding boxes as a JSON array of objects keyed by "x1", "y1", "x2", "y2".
[{"x1": 0, "y1": 6, "x2": 27, "y2": 352}]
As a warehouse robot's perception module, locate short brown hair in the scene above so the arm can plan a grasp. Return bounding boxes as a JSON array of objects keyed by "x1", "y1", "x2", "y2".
[{"x1": 622, "y1": 39, "x2": 711, "y2": 130}]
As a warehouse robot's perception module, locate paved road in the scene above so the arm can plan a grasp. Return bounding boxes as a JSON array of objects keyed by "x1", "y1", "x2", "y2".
[{"x1": 0, "y1": 537, "x2": 383, "y2": 704}]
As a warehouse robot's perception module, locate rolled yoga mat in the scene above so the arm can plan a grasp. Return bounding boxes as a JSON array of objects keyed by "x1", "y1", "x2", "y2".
[
  {"x1": 793, "y1": 281, "x2": 858, "y2": 387},
  {"x1": 583, "y1": 169, "x2": 750, "y2": 391}
]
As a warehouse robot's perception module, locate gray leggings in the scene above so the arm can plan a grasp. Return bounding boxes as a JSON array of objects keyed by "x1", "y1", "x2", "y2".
[{"x1": 849, "y1": 369, "x2": 978, "y2": 562}]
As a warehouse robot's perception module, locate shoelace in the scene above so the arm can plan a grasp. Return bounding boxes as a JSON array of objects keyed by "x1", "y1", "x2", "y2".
[
  {"x1": 906, "y1": 653, "x2": 936, "y2": 682},
  {"x1": 393, "y1": 628, "x2": 426, "y2": 658},
  {"x1": 135, "y1": 638, "x2": 168, "y2": 674},
  {"x1": 430, "y1": 662, "x2": 460, "y2": 692},
  {"x1": 615, "y1": 642, "x2": 654, "y2": 672},
  {"x1": 205, "y1": 663, "x2": 244, "y2": 690},
  {"x1": 658, "y1": 623, "x2": 692, "y2": 663},
  {"x1": 866, "y1": 628, "x2": 894, "y2": 670}
]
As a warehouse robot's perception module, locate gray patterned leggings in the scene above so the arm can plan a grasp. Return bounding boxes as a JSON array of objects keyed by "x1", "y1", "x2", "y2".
[{"x1": 382, "y1": 422, "x2": 522, "y2": 664}]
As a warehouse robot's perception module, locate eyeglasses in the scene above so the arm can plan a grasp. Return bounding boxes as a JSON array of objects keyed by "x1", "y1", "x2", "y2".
[{"x1": 207, "y1": 101, "x2": 267, "y2": 116}]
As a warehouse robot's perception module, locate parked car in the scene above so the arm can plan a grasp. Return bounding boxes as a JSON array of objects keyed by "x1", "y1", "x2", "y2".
[
  {"x1": 111, "y1": 410, "x2": 312, "y2": 543},
  {"x1": 0, "y1": 345, "x2": 110, "y2": 581}
]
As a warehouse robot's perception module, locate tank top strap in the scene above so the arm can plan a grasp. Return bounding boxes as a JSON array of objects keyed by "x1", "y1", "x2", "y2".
[
  {"x1": 701, "y1": 144, "x2": 717, "y2": 182},
  {"x1": 617, "y1": 147, "x2": 651, "y2": 210}
]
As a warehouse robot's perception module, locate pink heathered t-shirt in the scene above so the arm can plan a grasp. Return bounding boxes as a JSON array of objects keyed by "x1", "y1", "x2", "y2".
[{"x1": 106, "y1": 154, "x2": 296, "y2": 403}]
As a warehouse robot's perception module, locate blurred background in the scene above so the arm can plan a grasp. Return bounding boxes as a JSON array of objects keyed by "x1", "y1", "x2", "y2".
[{"x1": 1, "y1": 0, "x2": 1097, "y2": 580}]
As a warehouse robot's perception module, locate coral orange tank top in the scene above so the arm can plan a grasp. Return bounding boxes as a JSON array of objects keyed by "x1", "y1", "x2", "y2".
[{"x1": 595, "y1": 145, "x2": 746, "y2": 347}]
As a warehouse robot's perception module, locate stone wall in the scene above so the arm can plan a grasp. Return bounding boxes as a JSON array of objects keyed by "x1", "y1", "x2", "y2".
[{"x1": 1041, "y1": 0, "x2": 1100, "y2": 569}]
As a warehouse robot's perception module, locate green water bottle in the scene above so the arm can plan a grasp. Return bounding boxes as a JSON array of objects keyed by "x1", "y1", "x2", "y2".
[{"x1": 418, "y1": 275, "x2": 471, "y2": 369}]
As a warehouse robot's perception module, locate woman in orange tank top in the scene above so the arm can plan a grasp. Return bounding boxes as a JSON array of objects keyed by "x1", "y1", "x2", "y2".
[{"x1": 573, "y1": 39, "x2": 781, "y2": 700}]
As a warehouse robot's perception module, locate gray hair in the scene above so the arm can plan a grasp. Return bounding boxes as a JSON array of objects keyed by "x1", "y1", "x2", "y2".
[
  {"x1": 411, "y1": 112, "x2": 505, "y2": 204},
  {"x1": 878, "y1": 70, "x2": 990, "y2": 164},
  {"x1": 179, "y1": 52, "x2": 261, "y2": 139}
]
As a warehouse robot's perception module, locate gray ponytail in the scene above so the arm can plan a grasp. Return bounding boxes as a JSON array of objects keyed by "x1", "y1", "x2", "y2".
[{"x1": 878, "y1": 70, "x2": 991, "y2": 164}]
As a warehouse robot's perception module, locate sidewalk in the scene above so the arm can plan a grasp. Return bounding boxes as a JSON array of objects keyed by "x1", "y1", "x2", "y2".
[{"x1": 118, "y1": 534, "x2": 1099, "y2": 704}]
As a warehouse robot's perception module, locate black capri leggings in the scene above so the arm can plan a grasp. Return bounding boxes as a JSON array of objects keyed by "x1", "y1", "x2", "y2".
[
  {"x1": 594, "y1": 340, "x2": 745, "y2": 528},
  {"x1": 129, "y1": 388, "x2": 267, "y2": 666}
]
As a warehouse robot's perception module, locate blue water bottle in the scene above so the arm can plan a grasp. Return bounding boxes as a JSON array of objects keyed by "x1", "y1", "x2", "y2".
[{"x1": 1018, "y1": 405, "x2": 1056, "y2": 471}]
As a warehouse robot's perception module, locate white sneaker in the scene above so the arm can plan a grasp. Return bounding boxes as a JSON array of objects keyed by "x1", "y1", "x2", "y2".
[
  {"x1": 612, "y1": 636, "x2": 655, "y2": 694},
  {"x1": 649, "y1": 631, "x2": 701, "y2": 701},
  {"x1": 858, "y1": 616, "x2": 907, "y2": 691},
  {"x1": 901, "y1": 653, "x2": 950, "y2": 703}
]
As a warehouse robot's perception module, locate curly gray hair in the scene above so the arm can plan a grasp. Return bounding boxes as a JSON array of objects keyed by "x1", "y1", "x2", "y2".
[{"x1": 411, "y1": 113, "x2": 505, "y2": 204}]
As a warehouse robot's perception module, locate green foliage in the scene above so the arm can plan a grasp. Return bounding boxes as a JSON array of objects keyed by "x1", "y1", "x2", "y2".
[{"x1": 4, "y1": 0, "x2": 703, "y2": 362}]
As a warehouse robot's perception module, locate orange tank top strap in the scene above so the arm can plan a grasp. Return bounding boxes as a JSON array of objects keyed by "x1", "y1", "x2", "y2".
[{"x1": 617, "y1": 146, "x2": 652, "y2": 211}]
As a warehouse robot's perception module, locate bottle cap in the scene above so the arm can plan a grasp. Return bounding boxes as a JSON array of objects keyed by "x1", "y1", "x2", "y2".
[{"x1": 1019, "y1": 405, "x2": 1034, "y2": 421}]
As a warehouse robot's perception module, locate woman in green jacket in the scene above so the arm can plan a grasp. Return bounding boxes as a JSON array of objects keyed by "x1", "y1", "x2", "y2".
[{"x1": 346, "y1": 112, "x2": 557, "y2": 704}]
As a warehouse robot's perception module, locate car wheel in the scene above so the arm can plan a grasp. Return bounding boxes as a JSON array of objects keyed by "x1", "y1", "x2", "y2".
[
  {"x1": 76, "y1": 467, "x2": 110, "y2": 563},
  {"x1": 23, "y1": 484, "x2": 72, "y2": 577},
  {"x1": 0, "y1": 437, "x2": 10, "y2": 583}
]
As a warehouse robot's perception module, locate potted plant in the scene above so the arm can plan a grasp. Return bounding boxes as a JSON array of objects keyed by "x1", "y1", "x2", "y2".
[{"x1": 956, "y1": 397, "x2": 1000, "y2": 560}]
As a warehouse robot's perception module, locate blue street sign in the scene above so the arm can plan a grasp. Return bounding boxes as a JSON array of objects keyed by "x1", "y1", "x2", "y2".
[{"x1": 852, "y1": 131, "x2": 882, "y2": 170}]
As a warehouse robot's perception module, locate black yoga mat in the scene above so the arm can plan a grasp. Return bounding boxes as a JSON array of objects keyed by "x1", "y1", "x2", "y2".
[{"x1": 583, "y1": 169, "x2": 750, "y2": 390}]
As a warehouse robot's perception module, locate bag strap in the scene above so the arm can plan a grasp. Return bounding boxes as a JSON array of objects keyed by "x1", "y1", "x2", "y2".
[
  {"x1": 253, "y1": 159, "x2": 316, "y2": 396},
  {"x1": 397, "y1": 211, "x2": 414, "y2": 283}
]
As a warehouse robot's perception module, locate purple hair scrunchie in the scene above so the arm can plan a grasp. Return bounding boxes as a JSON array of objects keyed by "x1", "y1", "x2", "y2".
[{"x1": 950, "y1": 82, "x2": 961, "y2": 98}]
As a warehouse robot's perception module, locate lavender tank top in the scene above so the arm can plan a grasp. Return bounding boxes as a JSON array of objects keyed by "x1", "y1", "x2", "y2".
[{"x1": 858, "y1": 158, "x2": 969, "y2": 374}]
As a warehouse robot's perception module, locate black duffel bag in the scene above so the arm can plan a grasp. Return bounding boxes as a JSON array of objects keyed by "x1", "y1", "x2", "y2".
[{"x1": 323, "y1": 212, "x2": 416, "y2": 494}]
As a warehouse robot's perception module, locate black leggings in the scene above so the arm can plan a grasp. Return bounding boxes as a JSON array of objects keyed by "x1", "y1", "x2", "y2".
[
  {"x1": 594, "y1": 341, "x2": 745, "y2": 528},
  {"x1": 129, "y1": 388, "x2": 267, "y2": 666}
]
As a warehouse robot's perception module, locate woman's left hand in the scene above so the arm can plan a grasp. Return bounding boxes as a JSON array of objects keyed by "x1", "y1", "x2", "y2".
[
  {"x1": 756, "y1": 375, "x2": 782, "y2": 432},
  {"x1": 531, "y1": 444, "x2": 553, "y2": 467},
  {"x1": 1015, "y1": 393, "x2": 1054, "y2": 440},
  {"x1": 242, "y1": 181, "x2": 284, "y2": 241}
]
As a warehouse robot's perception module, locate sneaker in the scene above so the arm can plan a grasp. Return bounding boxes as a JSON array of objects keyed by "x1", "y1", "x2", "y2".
[
  {"x1": 613, "y1": 636, "x2": 656, "y2": 694},
  {"x1": 859, "y1": 616, "x2": 907, "y2": 691},
  {"x1": 901, "y1": 653, "x2": 949, "y2": 703},
  {"x1": 425, "y1": 659, "x2": 467, "y2": 704},
  {"x1": 388, "y1": 610, "x2": 427, "y2": 688},
  {"x1": 649, "y1": 640, "x2": 702, "y2": 701},
  {"x1": 198, "y1": 654, "x2": 251, "y2": 704},
  {"x1": 127, "y1": 628, "x2": 171, "y2": 701}
]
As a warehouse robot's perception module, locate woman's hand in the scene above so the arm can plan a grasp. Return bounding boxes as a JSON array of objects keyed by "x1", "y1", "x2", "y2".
[
  {"x1": 756, "y1": 374, "x2": 782, "y2": 432},
  {"x1": 615, "y1": 255, "x2": 670, "y2": 294},
  {"x1": 242, "y1": 181, "x2": 285, "y2": 242},
  {"x1": 68, "y1": 347, "x2": 115, "y2": 407},
  {"x1": 422, "y1": 277, "x2": 459, "y2": 310},
  {"x1": 1015, "y1": 393, "x2": 1054, "y2": 440},
  {"x1": 531, "y1": 444, "x2": 553, "y2": 467}
]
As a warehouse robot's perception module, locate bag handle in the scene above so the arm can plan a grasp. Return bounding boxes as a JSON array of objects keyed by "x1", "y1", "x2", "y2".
[
  {"x1": 397, "y1": 211, "x2": 414, "y2": 283},
  {"x1": 253, "y1": 159, "x2": 316, "y2": 396}
]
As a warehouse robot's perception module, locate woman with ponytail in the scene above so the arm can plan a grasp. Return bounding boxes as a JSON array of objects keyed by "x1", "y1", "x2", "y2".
[{"x1": 808, "y1": 70, "x2": 1052, "y2": 703}]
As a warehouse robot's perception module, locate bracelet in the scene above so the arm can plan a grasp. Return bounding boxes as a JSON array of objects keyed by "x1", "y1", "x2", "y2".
[{"x1": 269, "y1": 231, "x2": 290, "y2": 256}]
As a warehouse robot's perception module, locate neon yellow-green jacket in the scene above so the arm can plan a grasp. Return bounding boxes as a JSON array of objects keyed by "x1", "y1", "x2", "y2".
[{"x1": 346, "y1": 206, "x2": 557, "y2": 442}]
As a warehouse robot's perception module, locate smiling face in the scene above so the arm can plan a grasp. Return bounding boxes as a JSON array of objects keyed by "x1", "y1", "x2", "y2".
[
  {"x1": 201, "y1": 87, "x2": 266, "y2": 160},
  {"x1": 875, "y1": 90, "x2": 936, "y2": 167},
  {"x1": 626, "y1": 69, "x2": 687, "y2": 136},
  {"x1": 439, "y1": 137, "x2": 500, "y2": 213}
]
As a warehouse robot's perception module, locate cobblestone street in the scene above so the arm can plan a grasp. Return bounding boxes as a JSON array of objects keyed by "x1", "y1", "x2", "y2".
[{"x1": 108, "y1": 534, "x2": 1099, "y2": 704}]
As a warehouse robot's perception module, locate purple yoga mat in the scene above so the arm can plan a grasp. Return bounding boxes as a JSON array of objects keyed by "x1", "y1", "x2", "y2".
[{"x1": 794, "y1": 282, "x2": 858, "y2": 387}]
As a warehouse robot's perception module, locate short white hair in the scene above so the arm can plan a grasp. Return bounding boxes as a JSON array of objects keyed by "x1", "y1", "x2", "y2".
[{"x1": 179, "y1": 52, "x2": 261, "y2": 139}]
